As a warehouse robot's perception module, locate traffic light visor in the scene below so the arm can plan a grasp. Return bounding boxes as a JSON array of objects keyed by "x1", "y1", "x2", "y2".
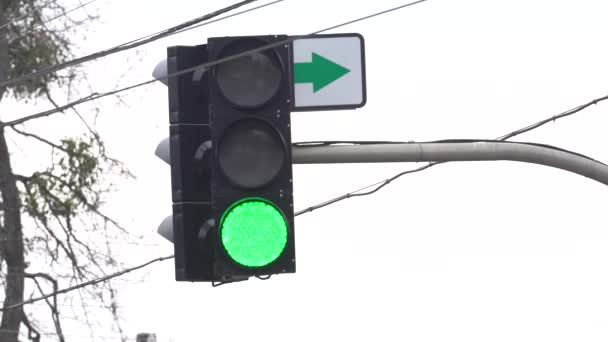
[{"x1": 220, "y1": 198, "x2": 288, "y2": 268}]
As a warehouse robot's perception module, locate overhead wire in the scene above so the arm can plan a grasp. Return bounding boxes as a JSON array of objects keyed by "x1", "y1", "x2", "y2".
[
  {"x1": 0, "y1": 0, "x2": 57, "y2": 31},
  {"x1": 295, "y1": 162, "x2": 436, "y2": 217},
  {"x1": 0, "y1": 255, "x2": 174, "y2": 312},
  {"x1": 293, "y1": 140, "x2": 409, "y2": 146},
  {"x1": 6, "y1": 0, "x2": 99, "y2": 43},
  {"x1": 2, "y1": 0, "x2": 429, "y2": 127},
  {"x1": 294, "y1": 94, "x2": 608, "y2": 216},
  {"x1": 497, "y1": 94, "x2": 608, "y2": 141},
  {"x1": 0, "y1": 0, "x2": 267, "y2": 88},
  {"x1": 138, "y1": 0, "x2": 286, "y2": 45}
]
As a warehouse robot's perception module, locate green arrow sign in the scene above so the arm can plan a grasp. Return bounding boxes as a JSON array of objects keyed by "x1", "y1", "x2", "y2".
[{"x1": 294, "y1": 53, "x2": 350, "y2": 93}]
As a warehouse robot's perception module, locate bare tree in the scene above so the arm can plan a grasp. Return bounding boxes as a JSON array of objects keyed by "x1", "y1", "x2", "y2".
[{"x1": 0, "y1": 1, "x2": 133, "y2": 341}]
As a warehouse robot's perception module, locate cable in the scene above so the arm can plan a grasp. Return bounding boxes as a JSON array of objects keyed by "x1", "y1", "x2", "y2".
[
  {"x1": 0, "y1": 0, "x2": 267, "y2": 88},
  {"x1": 295, "y1": 162, "x2": 437, "y2": 216},
  {"x1": 293, "y1": 140, "x2": 410, "y2": 146},
  {"x1": 6, "y1": 0, "x2": 99, "y2": 43},
  {"x1": 0, "y1": 0, "x2": 56, "y2": 31},
  {"x1": 0, "y1": 255, "x2": 174, "y2": 312},
  {"x1": 294, "y1": 94, "x2": 608, "y2": 216},
  {"x1": 140, "y1": 0, "x2": 285, "y2": 45},
  {"x1": 2, "y1": 0, "x2": 429, "y2": 127},
  {"x1": 212, "y1": 277, "x2": 249, "y2": 287},
  {"x1": 497, "y1": 94, "x2": 608, "y2": 141}
]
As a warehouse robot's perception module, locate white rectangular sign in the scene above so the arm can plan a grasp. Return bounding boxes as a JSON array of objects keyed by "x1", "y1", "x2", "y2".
[{"x1": 291, "y1": 33, "x2": 367, "y2": 111}]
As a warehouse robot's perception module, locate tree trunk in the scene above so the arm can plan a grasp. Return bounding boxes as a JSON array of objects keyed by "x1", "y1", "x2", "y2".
[
  {"x1": 0, "y1": 130, "x2": 25, "y2": 342},
  {"x1": 0, "y1": 0, "x2": 10, "y2": 102},
  {"x1": 0, "y1": 4, "x2": 26, "y2": 342}
]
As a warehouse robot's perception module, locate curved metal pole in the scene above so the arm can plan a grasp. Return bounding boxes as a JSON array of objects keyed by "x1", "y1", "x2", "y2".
[{"x1": 292, "y1": 142, "x2": 608, "y2": 186}]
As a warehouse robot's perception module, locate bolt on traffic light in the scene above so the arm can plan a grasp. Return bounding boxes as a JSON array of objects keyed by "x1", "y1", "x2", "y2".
[{"x1": 158, "y1": 35, "x2": 295, "y2": 283}]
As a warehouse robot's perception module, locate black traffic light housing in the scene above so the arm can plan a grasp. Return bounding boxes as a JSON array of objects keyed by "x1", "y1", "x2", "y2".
[
  {"x1": 167, "y1": 35, "x2": 295, "y2": 283},
  {"x1": 207, "y1": 35, "x2": 295, "y2": 280},
  {"x1": 166, "y1": 44, "x2": 216, "y2": 281}
]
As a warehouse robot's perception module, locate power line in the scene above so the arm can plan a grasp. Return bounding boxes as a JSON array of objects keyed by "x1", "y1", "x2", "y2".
[
  {"x1": 0, "y1": 0, "x2": 56, "y2": 31},
  {"x1": 0, "y1": 0, "x2": 266, "y2": 88},
  {"x1": 2, "y1": 0, "x2": 429, "y2": 128},
  {"x1": 163, "y1": 0, "x2": 285, "y2": 38},
  {"x1": 497, "y1": 94, "x2": 608, "y2": 141},
  {"x1": 6, "y1": 0, "x2": 99, "y2": 43},
  {"x1": 294, "y1": 94, "x2": 608, "y2": 216},
  {"x1": 103, "y1": 0, "x2": 284, "y2": 54},
  {"x1": 0, "y1": 255, "x2": 174, "y2": 312}
]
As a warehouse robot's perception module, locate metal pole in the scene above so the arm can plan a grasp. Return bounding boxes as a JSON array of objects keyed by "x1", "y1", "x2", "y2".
[{"x1": 292, "y1": 142, "x2": 608, "y2": 186}]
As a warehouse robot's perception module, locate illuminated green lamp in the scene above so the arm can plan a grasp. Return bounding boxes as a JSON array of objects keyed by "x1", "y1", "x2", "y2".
[{"x1": 220, "y1": 198, "x2": 288, "y2": 268}]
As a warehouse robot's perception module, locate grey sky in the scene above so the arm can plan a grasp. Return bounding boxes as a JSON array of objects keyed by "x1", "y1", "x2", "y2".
[{"x1": 5, "y1": 0, "x2": 608, "y2": 341}]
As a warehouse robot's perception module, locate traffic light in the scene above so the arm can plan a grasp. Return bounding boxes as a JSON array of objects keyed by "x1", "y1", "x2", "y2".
[
  {"x1": 207, "y1": 35, "x2": 295, "y2": 280},
  {"x1": 164, "y1": 44, "x2": 216, "y2": 281},
  {"x1": 158, "y1": 35, "x2": 295, "y2": 283}
]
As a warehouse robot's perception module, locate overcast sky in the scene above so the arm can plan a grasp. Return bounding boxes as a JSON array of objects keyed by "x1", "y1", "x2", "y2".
[{"x1": 6, "y1": 0, "x2": 608, "y2": 341}]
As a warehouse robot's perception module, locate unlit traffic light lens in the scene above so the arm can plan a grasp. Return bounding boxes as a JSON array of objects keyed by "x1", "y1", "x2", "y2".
[
  {"x1": 215, "y1": 39, "x2": 283, "y2": 108},
  {"x1": 217, "y1": 118, "x2": 285, "y2": 189},
  {"x1": 221, "y1": 199, "x2": 288, "y2": 268}
]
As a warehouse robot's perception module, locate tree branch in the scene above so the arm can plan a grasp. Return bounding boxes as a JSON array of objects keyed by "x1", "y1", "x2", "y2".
[
  {"x1": 43, "y1": 82, "x2": 98, "y2": 137},
  {"x1": 36, "y1": 170, "x2": 127, "y2": 232},
  {"x1": 34, "y1": 211, "x2": 80, "y2": 273},
  {"x1": 25, "y1": 272, "x2": 65, "y2": 342},
  {"x1": 20, "y1": 310, "x2": 40, "y2": 342},
  {"x1": 9, "y1": 125, "x2": 68, "y2": 153}
]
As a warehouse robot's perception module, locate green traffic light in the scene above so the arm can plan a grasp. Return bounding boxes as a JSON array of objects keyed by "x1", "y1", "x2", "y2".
[{"x1": 220, "y1": 198, "x2": 288, "y2": 268}]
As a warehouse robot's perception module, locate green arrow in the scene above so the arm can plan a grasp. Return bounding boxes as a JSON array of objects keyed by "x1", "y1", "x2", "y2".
[{"x1": 294, "y1": 53, "x2": 350, "y2": 93}]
